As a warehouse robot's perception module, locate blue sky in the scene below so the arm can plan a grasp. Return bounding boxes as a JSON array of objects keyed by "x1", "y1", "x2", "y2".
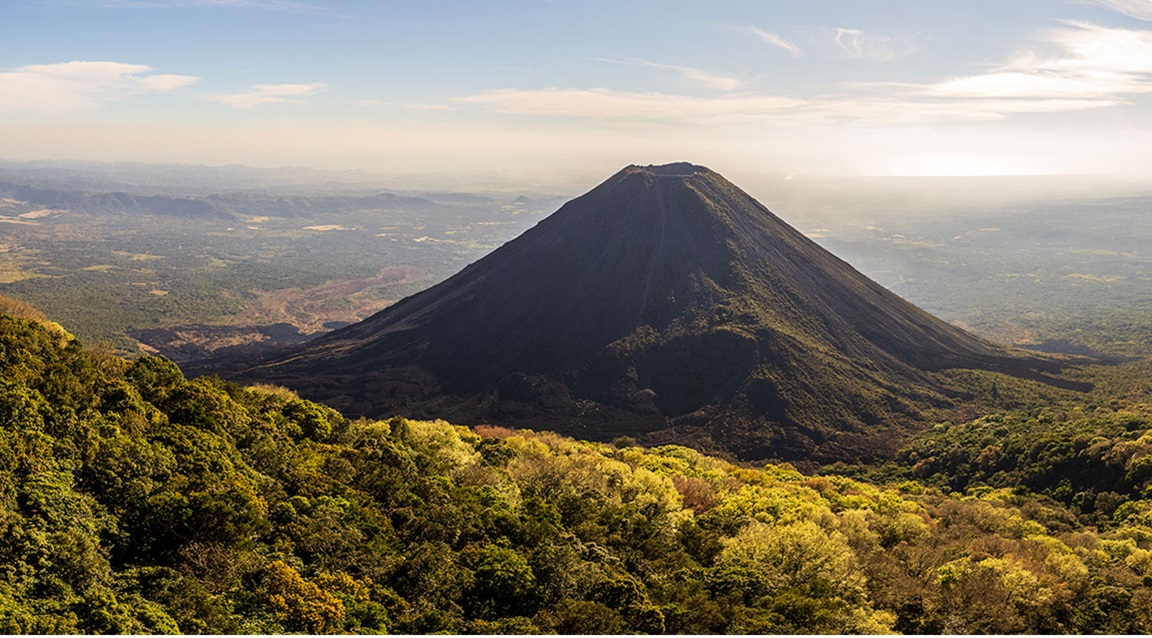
[{"x1": 4, "y1": 0, "x2": 1152, "y2": 182}]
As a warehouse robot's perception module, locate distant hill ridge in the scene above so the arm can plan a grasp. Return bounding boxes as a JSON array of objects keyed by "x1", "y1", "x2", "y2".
[
  {"x1": 232, "y1": 163, "x2": 1076, "y2": 462},
  {"x1": 0, "y1": 178, "x2": 448, "y2": 219},
  {"x1": 0, "y1": 179, "x2": 232, "y2": 219}
]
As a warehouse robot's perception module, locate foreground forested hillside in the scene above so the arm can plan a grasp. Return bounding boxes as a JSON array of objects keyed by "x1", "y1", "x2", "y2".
[{"x1": 4, "y1": 312, "x2": 1152, "y2": 634}]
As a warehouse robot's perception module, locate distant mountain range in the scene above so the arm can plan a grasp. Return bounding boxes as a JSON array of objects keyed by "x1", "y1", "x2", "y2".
[
  {"x1": 0, "y1": 179, "x2": 234, "y2": 219},
  {"x1": 226, "y1": 163, "x2": 1078, "y2": 462},
  {"x1": 0, "y1": 177, "x2": 467, "y2": 219}
]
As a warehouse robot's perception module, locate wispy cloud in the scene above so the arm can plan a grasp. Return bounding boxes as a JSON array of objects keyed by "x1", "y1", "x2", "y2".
[
  {"x1": 455, "y1": 87, "x2": 1117, "y2": 126},
  {"x1": 208, "y1": 82, "x2": 327, "y2": 109},
  {"x1": 832, "y1": 28, "x2": 918, "y2": 61},
  {"x1": 870, "y1": 22, "x2": 1152, "y2": 101},
  {"x1": 456, "y1": 88, "x2": 803, "y2": 123},
  {"x1": 1087, "y1": 0, "x2": 1152, "y2": 20},
  {"x1": 0, "y1": 61, "x2": 198, "y2": 114},
  {"x1": 840, "y1": 21, "x2": 1152, "y2": 119},
  {"x1": 592, "y1": 56, "x2": 744, "y2": 91},
  {"x1": 449, "y1": 22, "x2": 1152, "y2": 128},
  {"x1": 736, "y1": 26, "x2": 804, "y2": 58}
]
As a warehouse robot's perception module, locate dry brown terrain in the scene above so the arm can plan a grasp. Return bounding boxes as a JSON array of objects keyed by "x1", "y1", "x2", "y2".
[
  {"x1": 238, "y1": 265, "x2": 429, "y2": 332},
  {"x1": 132, "y1": 265, "x2": 431, "y2": 361}
]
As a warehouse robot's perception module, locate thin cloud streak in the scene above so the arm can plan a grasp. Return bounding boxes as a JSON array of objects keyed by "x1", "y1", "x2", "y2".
[
  {"x1": 0, "y1": 61, "x2": 198, "y2": 114},
  {"x1": 736, "y1": 26, "x2": 805, "y2": 57},
  {"x1": 456, "y1": 87, "x2": 1116, "y2": 126},
  {"x1": 456, "y1": 88, "x2": 804, "y2": 123},
  {"x1": 1088, "y1": 0, "x2": 1152, "y2": 20},
  {"x1": 592, "y1": 56, "x2": 744, "y2": 91},
  {"x1": 208, "y1": 82, "x2": 327, "y2": 109}
]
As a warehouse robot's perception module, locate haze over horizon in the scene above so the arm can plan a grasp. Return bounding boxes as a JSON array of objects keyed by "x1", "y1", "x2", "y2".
[{"x1": 4, "y1": 0, "x2": 1152, "y2": 185}]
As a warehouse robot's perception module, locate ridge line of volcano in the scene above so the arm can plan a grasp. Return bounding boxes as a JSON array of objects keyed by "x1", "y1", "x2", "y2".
[{"x1": 636, "y1": 172, "x2": 670, "y2": 328}]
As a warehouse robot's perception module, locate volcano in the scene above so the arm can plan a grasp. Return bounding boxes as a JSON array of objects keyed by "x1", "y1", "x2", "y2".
[{"x1": 236, "y1": 163, "x2": 1072, "y2": 461}]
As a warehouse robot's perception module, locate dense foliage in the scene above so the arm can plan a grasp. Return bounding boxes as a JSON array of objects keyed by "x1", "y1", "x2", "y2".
[
  {"x1": 831, "y1": 401, "x2": 1152, "y2": 527},
  {"x1": 6, "y1": 313, "x2": 1152, "y2": 633}
]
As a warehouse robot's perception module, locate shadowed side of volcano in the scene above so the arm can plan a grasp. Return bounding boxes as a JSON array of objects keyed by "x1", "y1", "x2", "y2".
[{"x1": 233, "y1": 163, "x2": 1079, "y2": 462}]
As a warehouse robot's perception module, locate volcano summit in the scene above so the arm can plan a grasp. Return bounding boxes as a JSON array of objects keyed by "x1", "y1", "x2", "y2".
[{"x1": 237, "y1": 163, "x2": 1070, "y2": 461}]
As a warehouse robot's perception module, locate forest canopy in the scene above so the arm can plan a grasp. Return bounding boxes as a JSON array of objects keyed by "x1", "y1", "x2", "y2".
[{"x1": 3, "y1": 312, "x2": 1152, "y2": 633}]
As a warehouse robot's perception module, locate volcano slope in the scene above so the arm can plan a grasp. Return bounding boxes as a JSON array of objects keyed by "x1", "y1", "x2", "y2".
[{"x1": 233, "y1": 163, "x2": 1076, "y2": 462}]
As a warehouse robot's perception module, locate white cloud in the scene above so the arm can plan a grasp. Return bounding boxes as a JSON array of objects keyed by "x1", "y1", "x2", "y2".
[
  {"x1": 737, "y1": 26, "x2": 804, "y2": 58},
  {"x1": 1088, "y1": 0, "x2": 1152, "y2": 20},
  {"x1": 674, "y1": 66, "x2": 744, "y2": 92},
  {"x1": 453, "y1": 22, "x2": 1152, "y2": 128},
  {"x1": 928, "y1": 71, "x2": 1141, "y2": 99},
  {"x1": 869, "y1": 22, "x2": 1152, "y2": 102},
  {"x1": 832, "y1": 28, "x2": 918, "y2": 61},
  {"x1": 0, "y1": 61, "x2": 198, "y2": 114},
  {"x1": 1030, "y1": 20, "x2": 1152, "y2": 74},
  {"x1": 208, "y1": 82, "x2": 327, "y2": 109},
  {"x1": 592, "y1": 56, "x2": 744, "y2": 91},
  {"x1": 812, "y1": 96, "x2": 1119, "y2": 122}
]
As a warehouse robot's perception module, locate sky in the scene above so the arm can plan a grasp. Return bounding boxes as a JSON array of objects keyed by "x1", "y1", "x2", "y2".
[{"x1": 4, "y1": 0, "x2": 1152, "y2": 184}]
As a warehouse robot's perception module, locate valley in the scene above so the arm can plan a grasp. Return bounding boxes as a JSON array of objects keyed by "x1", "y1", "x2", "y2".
[{"x1": 0, "y1": 172, "x2": 557, "y2": 354}]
